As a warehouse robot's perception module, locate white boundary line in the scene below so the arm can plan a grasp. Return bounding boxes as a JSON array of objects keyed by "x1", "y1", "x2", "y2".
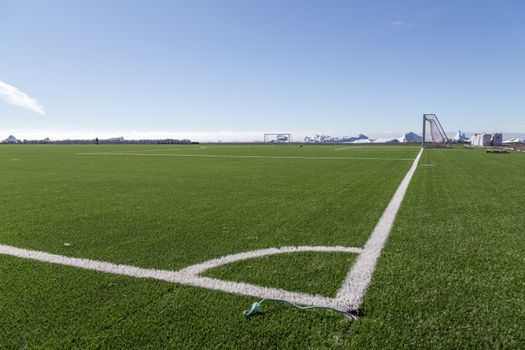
[
  {"x1": 334, "y1": 147, "x2": 423, "y2": 310},
  {"x1": 76, "y1": 152, "x2": 414, "y2": 161},
  {"x1": 0, "y1": 245, "x2": 360, "y2": 308},
  {"x1": 334, "y1": 146, "x2": 364, "y2": 150},
  {"x1": 0, "y1": 148, "x2": 423, "y2": 312},
  {"x1": 102, "y1": 147, "x2": 206, "y2": 153},
  {"x1": 178, "y1": 246, "x2": 363, "y2": 276}
]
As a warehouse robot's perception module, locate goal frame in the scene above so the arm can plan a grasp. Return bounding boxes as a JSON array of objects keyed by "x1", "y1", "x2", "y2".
[{"x1": 422, "y1": 114, "x2": 451, "y2": 148}]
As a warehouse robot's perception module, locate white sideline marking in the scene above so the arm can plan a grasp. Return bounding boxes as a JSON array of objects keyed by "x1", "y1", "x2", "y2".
[
  {"x1": 334, "y1": 146, "x2": 364, "y2": 150},
  {"x1": 0, "y1": 148, "x2": 422, "y2": 312},
  {"x1": 107, "y1": 147, "x2": 205, "y2": 153},
  {"x1": 77, "y1": 152, "x2": 413, "y2": 161},
  {"x1": 334, "y1": 147, "x2": 423, "y2": 310}
]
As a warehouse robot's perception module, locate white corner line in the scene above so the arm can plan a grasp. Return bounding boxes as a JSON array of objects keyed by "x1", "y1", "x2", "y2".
[
  {"x1": 334, "y1": 147, "x2": 424, "y2": 310},
  {"x1": 178, "y1": 246, "x2": 363, "y2": 276},
  {"x1": 0, "y1": 244, "x2": 359, "y2": 308}
]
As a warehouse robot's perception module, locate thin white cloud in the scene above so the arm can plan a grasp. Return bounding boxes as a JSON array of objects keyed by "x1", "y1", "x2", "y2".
[
  {"x1": 0, "y1": 80, "x2": 45, "y2": 114},
  {"x1": 390, "y1": 21, "x2": 415, "y2": 29}
]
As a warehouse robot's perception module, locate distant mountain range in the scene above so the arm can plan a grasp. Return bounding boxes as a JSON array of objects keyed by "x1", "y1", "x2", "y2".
[
  {"x1": 453, "y1": 131, "x2": 469, "y2": 142},
  {"x1": 303, "y1": 134, "x2": 370, "y2": 143},
  {"x1": 303, "y1": 132, "x2": 422, "y2": 143}
]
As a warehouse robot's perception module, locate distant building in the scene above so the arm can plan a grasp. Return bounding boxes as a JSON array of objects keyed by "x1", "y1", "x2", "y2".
[
  {"x1": 471, "y1": 133, "x2": 502, "y2": 147},
  {"x1": 491, "y1": 133, "x2": 502, "y2": 146}
]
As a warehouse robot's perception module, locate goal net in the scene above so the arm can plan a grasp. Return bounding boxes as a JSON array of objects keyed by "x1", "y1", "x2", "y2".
[
  {"x1": 422, "y1": 114, "x2": 450, "y2": 148},
  {"x1": 263, "y1": 133, "x2": 292, "y2": 143}
]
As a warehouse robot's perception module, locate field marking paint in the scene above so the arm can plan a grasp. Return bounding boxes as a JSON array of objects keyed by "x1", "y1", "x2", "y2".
[
  {"x1": 0, "y1": 245, "x2": 359, "y2": 309},
  {"x1": 1, "y1": 148, "x2": 422, "y2": 312},
  {"x1": 334, "y1": 147, "x2": 423, "y2": 310},
  {"x1": 105, "y1": 147, "x2": 206, "y2": 153},
  {"x1": 334, "y1": 146, "x2": 365, "y2": 150},
  {"x1": 77, "y1": 152, "x2": 414, "y2": 161},
  {"x1": 334, "y1": 146, "x2": 364, "y2": 151},
  {"x1": 177, "y1": 246, "x2": 363, "y2": 276}
]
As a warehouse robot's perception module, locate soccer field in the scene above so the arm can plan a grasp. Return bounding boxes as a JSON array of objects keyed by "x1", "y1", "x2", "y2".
[{"x1": 0, "y1": 145, "x2": 523, "y2": 348}]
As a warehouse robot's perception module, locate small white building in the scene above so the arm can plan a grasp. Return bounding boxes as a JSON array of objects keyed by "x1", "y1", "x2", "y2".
[{"x1": 471, "y1": 133, "x2": 503, "y2": 147}]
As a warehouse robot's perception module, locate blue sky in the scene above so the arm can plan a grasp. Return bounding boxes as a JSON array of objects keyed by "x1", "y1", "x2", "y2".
[{"x1": 1, "y1": 0, "x2": 524, "y2": 141}]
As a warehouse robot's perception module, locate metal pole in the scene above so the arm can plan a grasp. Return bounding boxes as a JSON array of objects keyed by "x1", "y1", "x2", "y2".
[{"x1": 422, "y1": 114, "x2": 426, "y2": 148}]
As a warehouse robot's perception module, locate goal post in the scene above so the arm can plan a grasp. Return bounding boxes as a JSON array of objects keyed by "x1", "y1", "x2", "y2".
[
  {"x1": 263, "y1": 133, "x2": 293, "y2": 143},
  {"x1": 422, "y1": 114, "x2": 451, "y2": 148}
]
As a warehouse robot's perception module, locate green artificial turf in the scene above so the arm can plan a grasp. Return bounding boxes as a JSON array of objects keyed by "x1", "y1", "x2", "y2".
[
  {"x1": 350, "y1": 147, "x2": 525, "y2": 348},
  {"x1": 204, "y1": 251, "x2": 357, "y2": 297},
  {"x1": 0, "y1": 144, "x2": 415, "y2": 270},
  {"x1": 1, "y1": 144, "x2": 523, "y2": 348}
]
